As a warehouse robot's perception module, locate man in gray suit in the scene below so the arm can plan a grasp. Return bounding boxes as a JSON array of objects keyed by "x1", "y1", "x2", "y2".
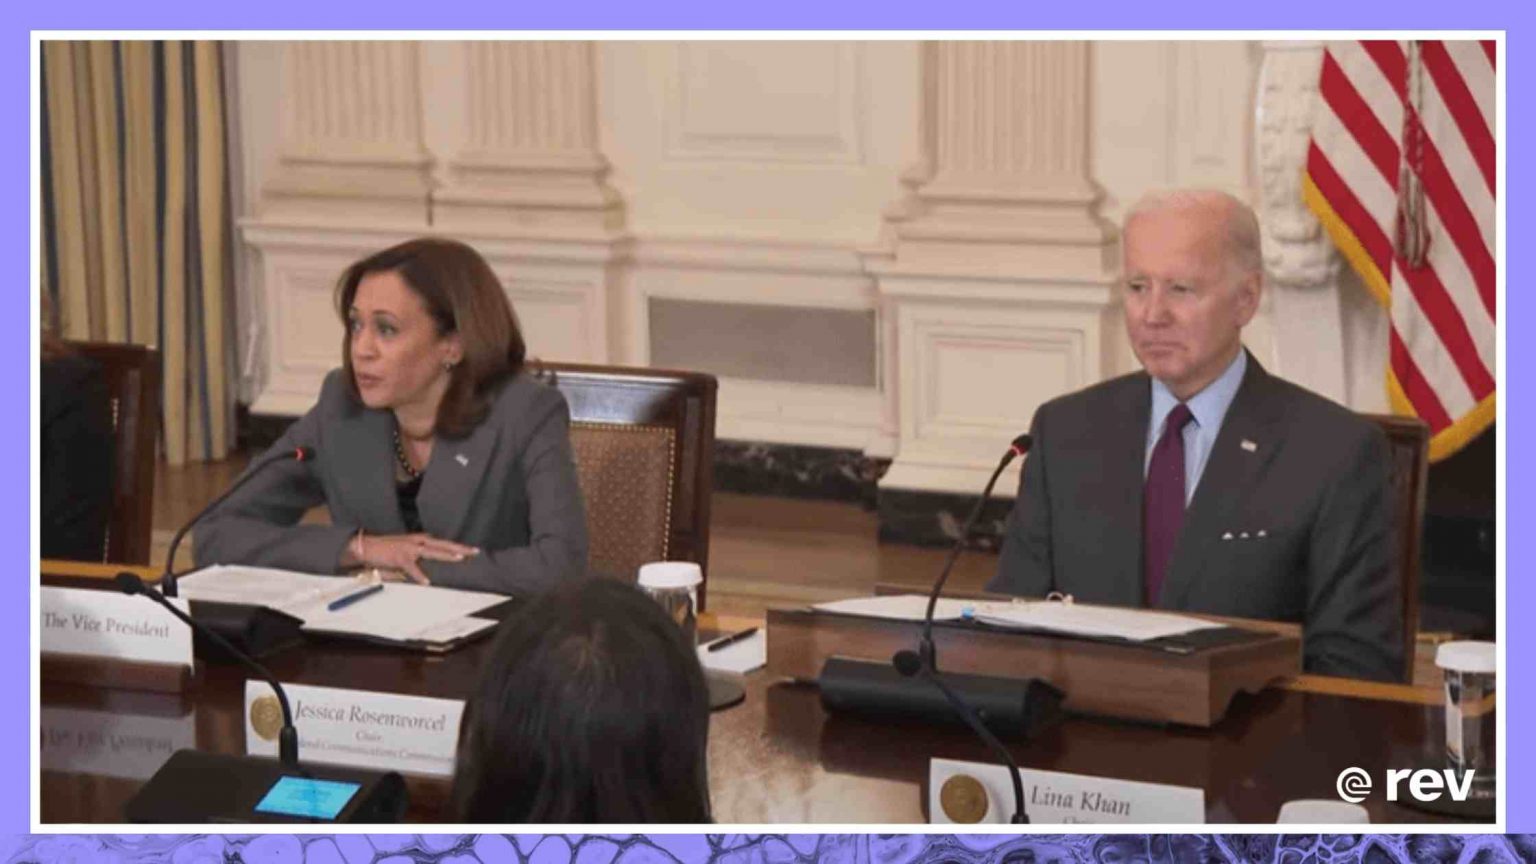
[{"x1": 989, "y1": 189, "x2": 1403, "y2": 682}]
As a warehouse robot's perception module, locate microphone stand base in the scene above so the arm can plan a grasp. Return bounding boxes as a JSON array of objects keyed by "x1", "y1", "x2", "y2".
[
  {"x1": 125, "y1": 750, "x2": 408, "y2": 823},
  {"x1": 187, "y1": 601, "x2": 305, "y2": 661},
  {"x1": 818, "y1": 657, "x2": 1063, "y2": 738},
  {"x1": 707, "y1": 671, "x2": 746, "y2": 711}
]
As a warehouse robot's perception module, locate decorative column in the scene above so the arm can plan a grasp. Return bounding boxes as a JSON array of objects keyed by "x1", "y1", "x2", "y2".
[
  {"x1": 431, "y1": 42, "x2": 623, "y2": 236},
  {"x1": 242, "y1": 42, "x2": 628, "y2": 418},
  {"x1": 420, "y1": 41, "x2": 625, "y2": 368},
  {"x1": 865, "y1": 42, "x2": 1116, "y2": 524},
  {"x1": 1254, "y1": 41, "x2": 1350, "y2": 406},
  {"x1": 882, "y1": 42, "x2": 1113, "y2": 273},
  {"x1": 260, "y1": 42, "x2": 432, "y2": 226}
]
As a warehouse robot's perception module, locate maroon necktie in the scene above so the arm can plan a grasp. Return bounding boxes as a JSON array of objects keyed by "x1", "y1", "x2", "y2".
[{"x1": 1143, "y1": 403, "x2": 1194, "y2": 605}]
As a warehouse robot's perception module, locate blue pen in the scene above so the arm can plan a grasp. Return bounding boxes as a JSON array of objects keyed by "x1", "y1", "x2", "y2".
[{"x1": 327, "y1": 582, "x2": 384, "y2": 612}]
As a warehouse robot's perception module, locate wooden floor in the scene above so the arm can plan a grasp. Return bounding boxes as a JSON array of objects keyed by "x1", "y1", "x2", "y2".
[{"x1": 151, "y1": 453, "x2": 998, "y2": 619}]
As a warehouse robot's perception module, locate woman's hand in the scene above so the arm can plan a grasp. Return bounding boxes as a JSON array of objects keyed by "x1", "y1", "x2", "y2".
[{"x1": 348, "y1": 532, "x2": 480, "y2": 585}]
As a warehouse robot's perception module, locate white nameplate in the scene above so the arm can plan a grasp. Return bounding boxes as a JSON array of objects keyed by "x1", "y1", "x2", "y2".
[
  {"x1": 930, "y1": 758, "x2": 1205, "y2": 824},
  {"x1": 40, "y1": 706, "x2": 196, "y2": 780},
  {"x1": 40, "y1": 587, "x2": 193, "y2": 668},
  {"x1": 244, "y1": 681, "x2": 463, "y2": 778}
]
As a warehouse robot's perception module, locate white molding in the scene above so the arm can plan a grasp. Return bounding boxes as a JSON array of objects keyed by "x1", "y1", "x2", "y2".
[
  {"x1": 717, "y1": 378, "x2": 884, "y2": 450},
  {"x1": 432, "y1": 42, "x2": 625, "y2": 235},
  {"x1": 501, "y1": 270, "x2": 608, "y2": 365},
  {"x1": 240, "y1": 221, "x2": 623, "y2": 415},
  {"x1": 222, "y1": 40, "x2": 1367, "y2": 502},
  {"x1": 879, "y1": 461, "x2": 1025, "y2": 498},
  {"x1": 599, "y1": 41, "x2": 916, "y2": 247},
  {"x1": 278, "y1": 43, "x2": 426, "y2": 161},
  {"x1": 871, "y1": 266, "x2": 1114, "y2": 496},
  {"x1": 629, "y1": 237, "x2": 868, "y2": 281},
  {"x1": 242, "y1": 219, "x2": 627, "y2": 263},
  {"x1": 867, "y1": 41, "x2": 1118, "y2": 495},
  {"x1": 1254, "y1": 42, "x2": 1348, "y2": 405},
  {"x1": 261, "y1": 43, "x2": 432, "y2": 225},
  {"x1": 663, "y1": 43, "x2": 865, "y2": 165},
  {"x1": 881, "y1": 41, "x2": 1114, "y2": 281},
  {"x1": 911, "y1": 326, "x2": 1084, "y2": 441},
  {"x1": 870, "y1": 269, "x2": 1114, "y2": 305},
  {"x1": 1168, "y1": 42, "x2": 1256, "y2": 191}
]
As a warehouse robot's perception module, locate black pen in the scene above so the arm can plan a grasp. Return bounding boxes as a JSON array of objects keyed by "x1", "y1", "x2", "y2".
[{"x1": 706, "y1": 627, "x2": 759, "y2": 653}]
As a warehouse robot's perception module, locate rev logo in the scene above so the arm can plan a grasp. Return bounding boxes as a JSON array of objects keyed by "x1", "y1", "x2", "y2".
[{"x1": 1335, "y1": 766, "x2": 1477, "y2": 804}]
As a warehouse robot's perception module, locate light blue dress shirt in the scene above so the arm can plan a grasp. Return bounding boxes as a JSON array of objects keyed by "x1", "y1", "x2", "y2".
[{"x1": 1145, "y1": 350, "x2": 1247, "y2": 505}]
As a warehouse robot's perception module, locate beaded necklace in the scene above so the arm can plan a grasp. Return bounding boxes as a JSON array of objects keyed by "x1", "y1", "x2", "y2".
[{"x1": 393, "y1": 425, "x2": 422, "y2": 479}]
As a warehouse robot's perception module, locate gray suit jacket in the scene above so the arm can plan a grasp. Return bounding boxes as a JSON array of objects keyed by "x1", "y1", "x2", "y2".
[
  {"x1": 988, "y1": 353, "x2": 1403, "y2": 681},
  {"x1": 194, "y1": 369, "x2": 589, "y2": 596}
]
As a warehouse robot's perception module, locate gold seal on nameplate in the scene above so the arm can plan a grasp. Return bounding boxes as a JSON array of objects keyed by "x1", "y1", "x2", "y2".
[
  {"x1": 250, "y1": 694, "x2": 283, "y2": 742},
  {"x1": 939, "y1": 774, "x2": 990, "y2": 823}
]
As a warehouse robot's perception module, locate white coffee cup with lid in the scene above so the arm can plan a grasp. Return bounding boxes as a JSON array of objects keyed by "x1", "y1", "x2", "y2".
[
  {"x1": 637, "y1": 562, "x2": 703, "y2": 647},
  {"x1": 1435, "y1": 640, "x2": 1496, "y2": 794}
]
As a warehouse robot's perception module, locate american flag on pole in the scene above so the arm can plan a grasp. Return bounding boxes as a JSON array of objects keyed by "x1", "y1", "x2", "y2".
[{"x1": 1303, "y1": 40, "x2": 1497, "y2": 461}]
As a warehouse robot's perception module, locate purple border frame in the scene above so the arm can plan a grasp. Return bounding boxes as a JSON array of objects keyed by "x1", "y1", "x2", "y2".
[
  {"x1": 1, "y1": 834, "x2": 1531, "y2": 862},
  {"x1": 15, "y1": 0, "x2": 1528, "y2": 851}
]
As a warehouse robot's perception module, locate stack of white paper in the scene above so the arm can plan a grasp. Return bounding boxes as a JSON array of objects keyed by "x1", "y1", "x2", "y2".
[
  {"x1": 295, "y1": 582, "x2": 502, "y2": 641},
  {"x1": 967, "y1": 600, "x2": 1225, "y2": 642},
  {"x1": 808, "y1": 592, "x2": 1223, "y2": 643},
  {"x1": 176, "y1": 565, "x2": 503, "y2": 646},
  {"x1": 813, "y1": 594, "x2": 970, "y2": 622},
  {"x1": 173, "y1": 565, "x2": 344, "y2": 617}
]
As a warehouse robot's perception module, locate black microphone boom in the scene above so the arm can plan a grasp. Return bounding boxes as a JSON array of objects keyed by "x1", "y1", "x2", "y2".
[
  {"x1": 113, "y1": 571, "x2": 407, "y2": 823},
  {"x1": 158, "y1": 446, "x2": 312, "y2": 660},
  {"x1": 116, "y1": 572, "x2": 299, "y2": 764},
  {"x1": 920, "y1": 434, "x2": 1031, "y2": 667},
  {"x1": 918, "y1": 432, "x2": 1041, "y2": 824},
  {"x1": 162, "y1": 446, "x2": 315, "y2": 597},
  {"x1": 817, "y1": 432, "x2": 1062, "y2": 825}
]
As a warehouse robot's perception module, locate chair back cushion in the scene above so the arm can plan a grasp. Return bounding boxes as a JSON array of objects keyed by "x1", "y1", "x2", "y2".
[{"x1": 569, "y1": 422, "x2": 677, "y2": 582}]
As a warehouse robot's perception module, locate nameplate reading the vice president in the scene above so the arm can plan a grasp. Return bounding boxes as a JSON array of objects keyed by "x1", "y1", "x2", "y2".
[
  {"x1": 40, "y1": 587, "x2": 193, "y2": 668},
  {"x1": 244, "y1": 681, "x2": 464, "y2": 778},
  {"x1": 930, "y1": 758, "x2": 1205, "y2": 824}
]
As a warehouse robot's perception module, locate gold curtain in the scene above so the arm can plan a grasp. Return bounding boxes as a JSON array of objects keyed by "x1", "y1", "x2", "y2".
[{"x1": 41, "y1": 40, "x2": 234, "y2": 465}]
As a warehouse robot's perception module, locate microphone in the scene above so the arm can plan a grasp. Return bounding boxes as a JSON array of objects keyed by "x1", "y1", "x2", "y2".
[
  {"x1": 116, "y1": 572, "x2": 298, "y2": 765},
  {"x1": 114, "y1": 571, "x2": 408, "y2": 823},
  {"x1": 913, "y1": 432, "x2": 1036, "y2": 824},
  {"x1": 163, "y1": 446, "x2": 315, "y2": 597},
  {"x1": 817, "y1": 432, "x2": 1061, "y2": 825},
  {"x1": 919, "y1": 433, "x2": 1031, "y2": 670},
  {"x1": 156, "y1": 446, "x2": 311, "y2": 660}
]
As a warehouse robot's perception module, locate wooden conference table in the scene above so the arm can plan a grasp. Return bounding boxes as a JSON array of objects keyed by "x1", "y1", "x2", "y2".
[{"x1": 39, "y1": 562, "x2": 1484, "y2": 824}]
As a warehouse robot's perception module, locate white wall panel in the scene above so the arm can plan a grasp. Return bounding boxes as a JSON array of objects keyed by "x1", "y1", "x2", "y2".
[
  {"x1": 223, "y1": 39, "x2": 1373, "y2": 494},
  {"x1": 600, "y1": 41, "x2": 918, "y2": 244}
]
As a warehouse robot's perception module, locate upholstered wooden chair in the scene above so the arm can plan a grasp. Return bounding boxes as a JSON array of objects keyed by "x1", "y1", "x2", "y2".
[
  {"x1": 66, "y1": 341, "x2": 163, "y2": 565},
  {"x1": 1365, "y1": 413, "x2": 1431, "y2": 683},
  {"x1": 538, "y1": 362, "x2": 718, "y2": 609}
]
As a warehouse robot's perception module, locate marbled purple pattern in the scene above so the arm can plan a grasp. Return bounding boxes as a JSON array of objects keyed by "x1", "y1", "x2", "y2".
[{"x1": 1, "y1": 835, "x2": 1533, "y2": 864}]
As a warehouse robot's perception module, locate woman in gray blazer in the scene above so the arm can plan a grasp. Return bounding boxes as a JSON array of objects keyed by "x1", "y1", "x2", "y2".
[{"x1": 193, "y1": 238, "x2": 589, "y2": 596}]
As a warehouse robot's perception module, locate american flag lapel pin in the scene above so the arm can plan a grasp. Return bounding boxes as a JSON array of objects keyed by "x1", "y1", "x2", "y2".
[
  {"x1": 455, "y1": 453, "x2": 470, "y2": 467},
  {"x1": 1241, "y1": 439, "x2": 1258, "y2": 453}
]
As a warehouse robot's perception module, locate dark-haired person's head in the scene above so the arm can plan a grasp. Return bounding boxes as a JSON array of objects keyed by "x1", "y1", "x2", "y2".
[
  {"x1": 453, "y1": 579, "x2": 712, "y2": 823},
  {"x1": 335, "y1": 237, "x2": 528, "y2": 438}
]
